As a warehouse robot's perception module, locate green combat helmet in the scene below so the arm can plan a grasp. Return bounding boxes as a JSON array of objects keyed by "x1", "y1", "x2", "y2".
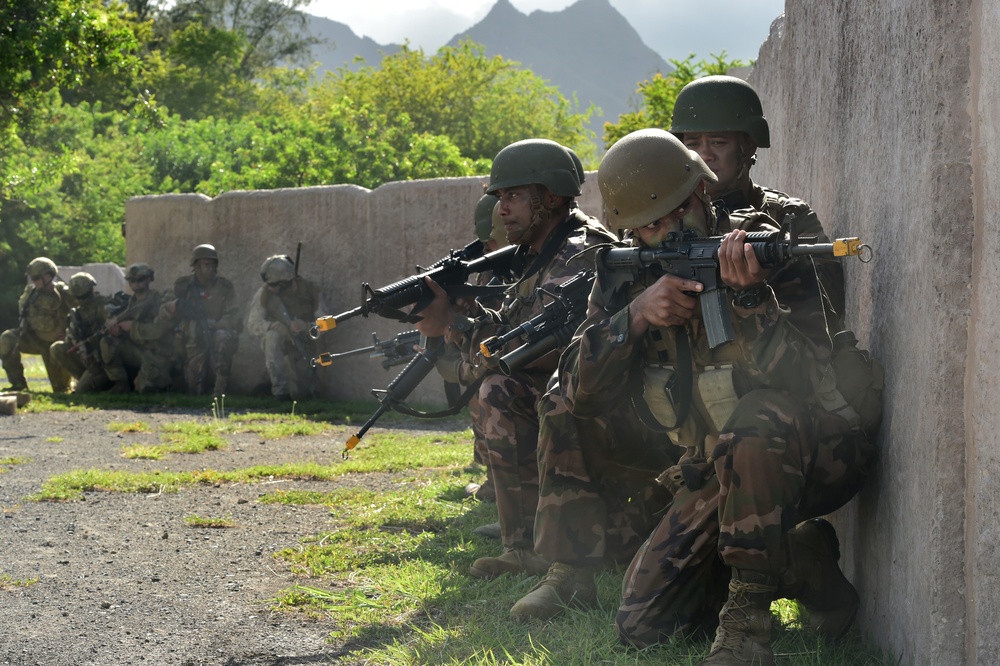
[
  {"x1": 68, "y1": 272, "x2": 98, "y2": 298},
  {"x1": 474, "y1": 193, "x2": 500, "y2": 243},
  {"x1": 260, "y1": 255, "x2": 295, "y2": 284},
  {"x1": 486, "y1": 139, "x2": 582, "y2": 198},
  {"x1": 670, "y1": 75, "x2": 770, "y2": 148},
  {"x1": 191, "y1": 244, "x2": 219, "y2": 265},
  {"x1": 598, "y1": 128, "x2": 717, "y2": 232},
  {"x1": 126, "y1": 263, "x2": 155, "y2": 282},
  {"x1": 26, "y1": 257, "x2": 58, "y2": 280}
]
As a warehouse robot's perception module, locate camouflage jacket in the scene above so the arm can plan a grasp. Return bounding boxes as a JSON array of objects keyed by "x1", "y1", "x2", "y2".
[
  {"x1": 169, "y1": 275, "x2": 242, "y2": 335},
  {"x1": 246, "y1": 277, "x2": 324, "y2": 339},
  {"x1": 117, "y1": 290, "x2": 175, "y2": 349},
  {"x1": 65, "y1": 294, "x2": 111, "y2": 348},
  {"x1": 561, "y1": 207, "x2": 845, "y2": 453},
  {"x1": 17, "y1": 281, "x2": 75, "y2": 343},
  {"x1": 461, "y1": 208, "x2": 616, "y2": 381}
]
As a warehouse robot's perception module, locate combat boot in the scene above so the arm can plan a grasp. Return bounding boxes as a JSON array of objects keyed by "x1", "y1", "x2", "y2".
[
  {"x1": 469, "y1": 547, "x2": 549, "y2": 580},
  {"x1": 781, "y1": 518, "x2": 860, "y2": 640},
  {"x1": 107, "y1": 379, "x2": 132, "y2": 393},
  {"x1": 510, "y1": 562, "x2": 597, "y2": 621},
  {"x1": 700, "y1": 569, "x2": 777, "y2": 666},
  {"x1": 2, "y1": 367, "x2": 28, "y2": 392},
  {"x1": 472, "y1": 522, "x2": 501, "y2": 539}
]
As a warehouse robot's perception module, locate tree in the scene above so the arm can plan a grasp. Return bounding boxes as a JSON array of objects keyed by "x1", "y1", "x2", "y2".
[
  {"x1": 0, "y1": 0, "x2": 138, "y2": 131},
  {"x1": 603, "y1": 53, "x2": 750, "y2": 147},
  {"x1": 325, "y1": 40, "x2": 597, "y2": 165}
]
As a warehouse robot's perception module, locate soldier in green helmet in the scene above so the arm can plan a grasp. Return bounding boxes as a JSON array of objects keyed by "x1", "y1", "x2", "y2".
[
  {"x1": 670, "y1": 74, "x2": 845, "y2": 315},
  {"x1": 565, "y1": 128, "x2": 879, "y2": 665},
  {"x1": 412, "y1": 138, "x2": 616, "y2": 581},
  {"x1": 1, "y1": 257, "x2": 75, "y2": 392},
  {"x1": 49, "y1": 272, "x2": 115, "y2": 393}
]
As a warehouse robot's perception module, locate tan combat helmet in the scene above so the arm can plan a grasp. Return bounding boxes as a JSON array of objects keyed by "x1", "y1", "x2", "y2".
[
  {"x1": 259, "y1": 255, "x2": 295, "y2": 284},
  {"x1": 486, "y1": 139, "x2": 582, "y2": 198},
  {"x1": 68, "y1": 272, "x2": 98, "y2": 298},
  {"x1": 26, "y1": 257, "x2": 58, "y2": 280},
  {"x1": 190, "y1": 244, "x2": 219, "y2": 265},
  {"x1": 598, "y1": 128, "x2": 717, "y2": 232},
  {"x1": 670, "y1": 75, "x2": 771, "y2": 148}
]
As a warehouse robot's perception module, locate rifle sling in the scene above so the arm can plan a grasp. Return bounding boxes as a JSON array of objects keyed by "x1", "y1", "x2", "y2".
[
  {"x1": 388, "y1": 376, "x2": 484, "y2": 419},
  {"x1": 510, "y1": 214, "x2": 586, "y2": 288}
]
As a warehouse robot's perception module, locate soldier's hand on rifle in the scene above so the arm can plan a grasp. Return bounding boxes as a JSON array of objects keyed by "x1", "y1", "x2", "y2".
[
  {"x1": 719, "y1": 229, "x2": 770, "y2": 291},
  {"x1": 413, "y1": 277, "x2": 456, "y2": 338},
  {"x1": 117, "y1": 320, "x2": 133, "y2": 334},
  {"x1": 289, "y1": 318, "x2": 308, "y2": 335},
  {"x1": 629, "y1": 274, "x2": 703, "y2": 336}
]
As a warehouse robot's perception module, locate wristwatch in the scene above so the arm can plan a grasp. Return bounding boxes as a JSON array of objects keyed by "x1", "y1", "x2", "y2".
[{"x1": 732, "y1": 283, "x2": 770, "y2": 309}]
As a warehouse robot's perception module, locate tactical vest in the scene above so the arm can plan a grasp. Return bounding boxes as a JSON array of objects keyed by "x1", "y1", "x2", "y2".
[
  {"x1": 21, "y1": 283, "x2": 72, "y2": 342},
  {"x1": 261, "y1": 278, "x2": 318, "y2": 323}
]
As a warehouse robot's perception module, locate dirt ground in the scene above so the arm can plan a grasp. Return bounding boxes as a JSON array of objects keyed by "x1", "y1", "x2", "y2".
[{"x1": 0, "y1": 405, "x2": 440, "y2": 666}]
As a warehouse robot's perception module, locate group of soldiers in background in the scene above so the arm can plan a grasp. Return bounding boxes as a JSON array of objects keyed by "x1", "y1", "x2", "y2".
[
  {"x1": 0, "y1": 76, "x2": 883, "y2": 666},
  {"x1": 1, "y1": 244, "x2": 323, "y2": 401}
]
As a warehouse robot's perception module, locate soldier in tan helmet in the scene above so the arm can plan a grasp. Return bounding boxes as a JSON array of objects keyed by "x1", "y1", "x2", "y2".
[
  {"x1": 246, "y1": 254, "x2": 325, "y2": 402},
  {"x1": 49, "y1": 272, "x2": 115, "y2": 393},
  {"x1": 1, "y1": 257, "x2": 74, "y2": 392}
]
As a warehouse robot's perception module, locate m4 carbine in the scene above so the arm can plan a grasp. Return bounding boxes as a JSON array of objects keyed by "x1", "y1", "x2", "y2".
[
  {"x1": 313, "y1": 330, "x2": 421, "y2": 370},
  {"x1": 310, "y1": 245, "x2": 516, "y2": 336},
  {"x1": 598, "y1": 228, "x2": 871, "y2": 349}
]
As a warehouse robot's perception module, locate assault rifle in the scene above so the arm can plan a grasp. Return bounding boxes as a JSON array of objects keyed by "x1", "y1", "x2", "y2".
[
  {"x1": 479, "y1": 269, "x2": 596, "y2": 375},
  {"x1": 314, "y1": 330, "x2": 420, "y2": 369},
  {"x1": 310, "y1": 244, "x2": 516, "y2": 337},
  {"x1": 342, "y1": 335, "x2": 447, "y2": 456},
  {"x1": 64, "y1": 291, "x2": 131, "y2": 361},
  {"x1": 598, "y1": 228, "x2": 871, "y2": 349},
  {"x1": 273, "y1": 297, "x2": 312, "y2": 364}
]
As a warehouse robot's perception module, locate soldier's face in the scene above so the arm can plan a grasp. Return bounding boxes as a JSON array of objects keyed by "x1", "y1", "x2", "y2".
[
  {"x1": 495, "y1": 186, "x2": 535, "y2": 245},
  {"x1": 634, "y1": 191, "x2": 708, "y2": 247},
  {"x1": 682, "y1": 131, "x2": 752, "y2": 197},
  {"x1": 30, "y1": 274, "x2": 54, "y2": 291},
  {"x1": 127, "y1": 276, "x2": 150, "y2": 295},
  {"x1": 193, "y1": 259, "x2": 217, "y2": 283}
]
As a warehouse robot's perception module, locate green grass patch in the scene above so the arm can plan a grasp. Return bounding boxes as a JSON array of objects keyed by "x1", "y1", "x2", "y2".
[
  {"x1": 183, "y1": 514, "x2": 237, "y2": 528},
  {"x1": 108, "y1": 420, "x2": 151, "y2": 433},
  {"x1": 0, "y1": 573, "x2": 39, "y2": 590},
  {"x1": 121, "y1": 444, "x2": 164, "y2": 460},
  {"x1": 44, "y1": 436, "x2": 63, "y2": 443}
]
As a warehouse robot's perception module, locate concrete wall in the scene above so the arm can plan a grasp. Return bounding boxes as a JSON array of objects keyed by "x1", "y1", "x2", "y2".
[
  {"x1": 749, "y1": 0, "x2": 995, "y2": 662},
  {"x1": 125, "y1": 177, "x2": 605, "y2": 405}
]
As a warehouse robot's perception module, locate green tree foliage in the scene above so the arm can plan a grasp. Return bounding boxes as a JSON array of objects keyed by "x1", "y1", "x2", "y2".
[
  {"x1": 0, "y1": 0, "x2": 138, "y2": 131},
  {"x1": 603, "y1": 53, "x2": 749, "y2": 147},
  {"x1": 327, "y1": 40, "x2": 597, "y2": 165}
]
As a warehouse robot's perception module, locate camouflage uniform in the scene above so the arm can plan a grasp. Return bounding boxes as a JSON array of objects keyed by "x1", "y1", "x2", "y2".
[
  {"x1": 461, "y1": 209, "x2": 615, "y2": 551},
  {"x1": 246, "y1": 275, "x2": 324, "y2": 399},
  {"x1": 167, "y1": 273, "x2": 241, "y2": 395},
  {"x1": 101, "y1": 289, "x2": 176, "y2": 393},
  {"x1": 50, "y1": 289, "x2": 114, "y2": 393},
  {"x1": 566, "y1": 208, "x2": 880, "y2": 647},
  {"x1": 1, "y1": 279, "x2": 75, "y2": 392}
]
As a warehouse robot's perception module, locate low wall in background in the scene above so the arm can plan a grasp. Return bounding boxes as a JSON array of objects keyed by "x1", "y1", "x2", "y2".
[{"x1": 125, "y1": 177, "x2": 605, "y2": 406}]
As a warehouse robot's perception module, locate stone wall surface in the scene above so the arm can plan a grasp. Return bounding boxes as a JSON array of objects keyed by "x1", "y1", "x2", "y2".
[
  {"x1": 125, "y1": 176, "x2": 605, "y2": 405},
  {"x1": 749, "y1": 0, "x2": 995, "y2": 663}
]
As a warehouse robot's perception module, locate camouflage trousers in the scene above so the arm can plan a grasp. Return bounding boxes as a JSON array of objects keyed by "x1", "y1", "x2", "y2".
[
  {"x1": 0, "y1": 328, "x2": 72, "y2": 392},
  {"x1": 50, "y1": 340, "x2": 110, "y2": 393},
  {"x1": 100, "y1": 335, "x2": 174, "y2": 393},
  {"x1": 261, "y1": 328, "x2": 313, "y2": 399},
  {"x1": 534, "y1": 384, "x2": 676, "y2": 568},
  {"x1": 468, "y1": 392, "x2": 490, "y2": 467},
  {"x1": 182, "y1": 328, "x2": 238, "y2": 395},
  {"x1": 616, "y1": 388, "x2": 876, "y2": 648},
  {"x1": 478, "y1": 370, "x2": 551, "y2": 549}
]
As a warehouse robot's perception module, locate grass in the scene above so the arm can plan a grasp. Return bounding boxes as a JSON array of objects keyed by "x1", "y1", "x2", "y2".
[
  {"x1": 0, "y1": 573, "x2": 39, "y2": 591},
  {"x1": 13, "y1": 357, "x2": 896, "y2": 665}
]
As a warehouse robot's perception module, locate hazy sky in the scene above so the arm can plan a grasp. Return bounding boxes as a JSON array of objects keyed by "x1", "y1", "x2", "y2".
[{"x1": 304, "y1": 0, "x2": 787, "y2": 63}]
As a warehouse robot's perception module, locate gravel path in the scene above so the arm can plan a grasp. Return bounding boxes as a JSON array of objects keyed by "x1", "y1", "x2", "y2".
[{"x1": 0, "y1": 406, "x2": 438, "y2": 666}]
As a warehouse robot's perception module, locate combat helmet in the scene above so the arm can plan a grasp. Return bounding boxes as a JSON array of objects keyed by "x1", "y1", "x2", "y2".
[
  {"x1": 474, "y1": 193, "x2": 500, "y2": 243},
  {"x1": 486, "y1": 139, "x2": 582, "y2": 198},
  {"x1": 26, "y1": 257, "x2": 58, "y2": 279},
  {"x1": 260, "y1": 255, "x2": 295, "y2": 284},
  {"x1": 598, "y1": 128, "x2": 717, "y2": 232},
  {"x1": 68, "y1": 272, "x2": 98, "y2": 298},
  {"x1": 126, "y1": 263, "x2": 155, "y2": 282},
  {"x1": 190, "y1": 244, "x2": 219, "y2": 265},
  {"x1": 670, "y1": 75, "x2": 770, "y2": 148}
]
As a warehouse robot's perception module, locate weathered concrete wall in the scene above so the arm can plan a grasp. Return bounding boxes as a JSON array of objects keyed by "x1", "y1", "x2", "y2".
[
  {"x1": 750, "y1": 1, "x2": 992, "y2": 662},
  {"x1": 125, "y1": 176, "x2": 605, "y2": 405}
]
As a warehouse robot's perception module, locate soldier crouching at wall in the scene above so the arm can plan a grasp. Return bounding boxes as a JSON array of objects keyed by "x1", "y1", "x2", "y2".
[
  {"x1": 160, "y1": 244, "x2": 241, "y2": 397},
  {"x1": 100, "y1": 263, "x2": 176, "y2": 393},
  {"x1": 1, "y1": 257, "x2": 75, "y2": 392},
  {"x1": 50, "y1": 272, "x2": 116, "y2": 393},
  {"x1": 246, "y1": 254, "x2": 325, "y2": 402}
]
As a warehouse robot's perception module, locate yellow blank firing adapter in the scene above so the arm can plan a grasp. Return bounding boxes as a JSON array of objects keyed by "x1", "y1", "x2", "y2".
[
  {"x1": 314, "y1": 315, "x2": 337, "y2": 331},
  {"x1": 833, "y1": 237, "x2": 874, "y2": 262}
]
